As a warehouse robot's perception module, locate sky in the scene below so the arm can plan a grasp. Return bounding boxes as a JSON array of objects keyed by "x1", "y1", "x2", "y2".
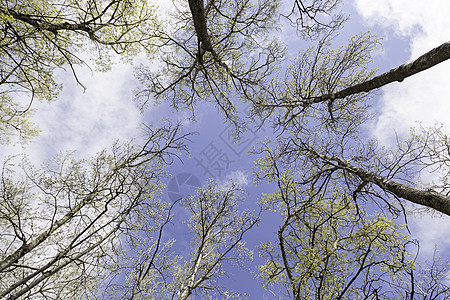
[{"x1": 1, "y1": 0, "x2": 449, "y2": 297}]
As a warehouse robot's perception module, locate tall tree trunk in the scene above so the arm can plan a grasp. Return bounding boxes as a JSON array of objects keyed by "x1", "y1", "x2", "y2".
[
  {"x1": 331, "y1": 156, "x2": 450, "y2": 216},
  {"x1": 303, "y1": 41, "x2": 450, "y2": 105},
  {"x1": 187, "y1": 0, "x2": 214, "y2": 51}
]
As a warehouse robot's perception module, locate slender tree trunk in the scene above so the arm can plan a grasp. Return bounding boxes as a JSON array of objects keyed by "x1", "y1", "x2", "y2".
[
  {"x1": 1, "y1": 8, "x2": 94, "y2": 36},
  {"x1": 303, "y1": 41, "x2": 450, "y2": 105},
  {"x1": 332, "y1": 157, "x2": 450, "y2": 216}
]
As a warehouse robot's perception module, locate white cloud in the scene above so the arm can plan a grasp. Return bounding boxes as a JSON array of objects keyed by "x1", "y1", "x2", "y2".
[
  {"x1": 0, "y1": 61, "x2": 144, "y2": 164},
  {"x1": 227, "y1": 170, "x2": 249, "y2": 186},
  {"x1": 215, "y1": 170, "x2": 249, "y2": 191},
  {"x1": 354, "y1": 1, "x2": 426, "y2": 37},
  {"x1": 408, "y1": 213, "x2": 450, "y2": 260},
  {"x1": 354, "y1": 0, "x2": 450, "y2": 144}
]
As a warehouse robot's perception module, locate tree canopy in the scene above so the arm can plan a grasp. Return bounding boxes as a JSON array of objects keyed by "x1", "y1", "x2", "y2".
[{"x1": 0, "y1": 0, "x2": 449, "y2": 299}]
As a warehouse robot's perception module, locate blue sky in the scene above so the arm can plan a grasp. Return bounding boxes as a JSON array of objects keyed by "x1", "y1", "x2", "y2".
[{"x1": 1, "y1": 0, "x2": 449, "y2": 297}]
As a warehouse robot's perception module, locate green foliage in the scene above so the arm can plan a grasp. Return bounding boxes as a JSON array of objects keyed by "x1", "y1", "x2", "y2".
[
  {"x1": 0, "y1": 96, "x2": 40, "y2": 143},
  {"x1": 255, "y1": 28, "x2": 381, "y2": 134},
  {"x1": 256, "y1": 163, "x2": 414, "y2": 299}
]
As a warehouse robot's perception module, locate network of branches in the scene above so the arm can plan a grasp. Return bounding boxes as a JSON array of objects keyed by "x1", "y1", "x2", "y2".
[{"x1": 0, "y1": 0, "x2": 449, "y2": 299}]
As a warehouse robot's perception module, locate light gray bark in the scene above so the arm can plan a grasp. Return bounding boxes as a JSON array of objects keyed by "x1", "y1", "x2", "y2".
[{"x1": 0, "y1": 193, "x2": 96, "y2": 274}]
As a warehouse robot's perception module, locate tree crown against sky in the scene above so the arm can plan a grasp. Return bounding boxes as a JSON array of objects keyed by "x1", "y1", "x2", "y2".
[
  {"x1": 0, "y1": 0, "x2": 449, "y2": 299},
  {"x1": 0, "y1": 0, "x2": 160, "y2": 143},
  {"x1": 102, "y1": 180, "x2": 259, "y2": 300},
  {"x1": 135, "y1": 0, "x2": 450, "y2": 217},
  {"x1": 0, "y1": 124, "x2": 190, "y2": 299}
]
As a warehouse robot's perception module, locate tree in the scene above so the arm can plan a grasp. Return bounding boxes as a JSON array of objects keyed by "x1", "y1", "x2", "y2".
[
  {"x1": 103, "y1": 180, "x2": 259, "y2": 300},
  {"x1": 0, "y1": 0, "x2": 159, "y2": 142},
  {"x1": 135, "y1": 0, "x2": 355, "y2": 130},
  {"x1": 136, "y1": 0, "x2": 450, "y2": 216},
  {"x1": 282, "y1": 0, "x2": 344, "y2": 39},
  {"x1": 134, "y1": 1, "x2": 450, "y2": 296},
  {"x1": 2, "y1": 0, "x2": 450, "y2": 298},
  {"x1": 253, "y1": 144, "x2": 450, "y2": 299},
  {"x1": 0, "y1": 124, "x2": 187, "y2": 299},
  {"x1": 275, "y1": 40, "x2": 450, "y2": 108},
  {"x1": 135, "y1": 0, "x2": 285, "y2": 129},
  {"x1": 254, "y1": 36, "x2": 450, "y2": 214},
  {"x1": 245, "y1": 26, "x2": 450, "y2": 216}
]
